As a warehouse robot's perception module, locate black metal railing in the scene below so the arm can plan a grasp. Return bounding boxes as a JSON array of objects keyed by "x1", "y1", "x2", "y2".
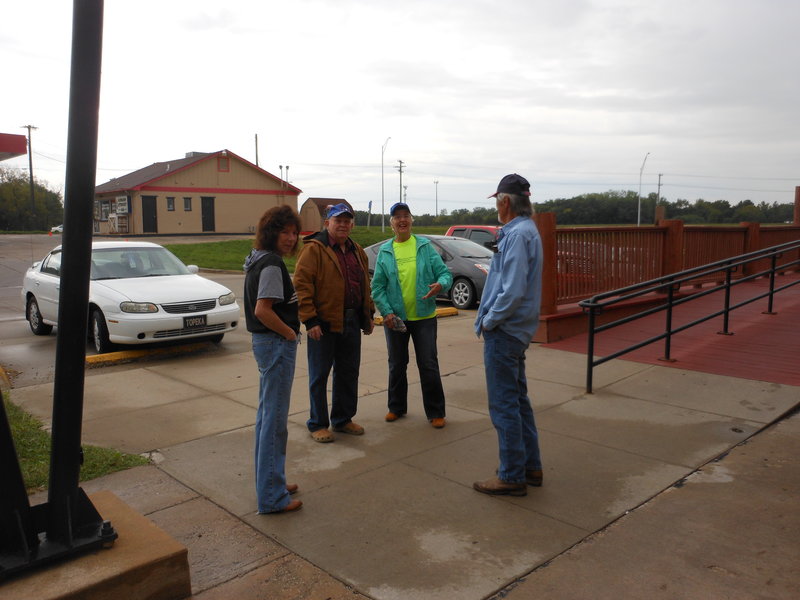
[{"x1": 578, "y1": 239, "x2": 800, "y2": 393}]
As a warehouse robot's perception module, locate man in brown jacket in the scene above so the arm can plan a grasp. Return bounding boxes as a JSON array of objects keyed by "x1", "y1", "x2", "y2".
[{"x1": 293, "y1": 204, "x2": 375, "y2": 443}]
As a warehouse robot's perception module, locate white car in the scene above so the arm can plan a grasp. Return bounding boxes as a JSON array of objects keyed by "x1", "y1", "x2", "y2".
[
  {"x1": 22, "y1": 241, "x2": 240, "y2": 353},
  {"x1": 51, "y1": 224, "x2": 64, "y2": 233}
]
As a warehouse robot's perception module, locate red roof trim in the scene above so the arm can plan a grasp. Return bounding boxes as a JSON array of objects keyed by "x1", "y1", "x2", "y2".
[{"x1": 138, "y1": 185, "x2": 298, "y2": 195}]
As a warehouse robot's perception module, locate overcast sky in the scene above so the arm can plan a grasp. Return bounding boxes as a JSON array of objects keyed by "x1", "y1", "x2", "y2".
[{"x1": 3, "y1": 0, "x2": 799, "y2": 217}]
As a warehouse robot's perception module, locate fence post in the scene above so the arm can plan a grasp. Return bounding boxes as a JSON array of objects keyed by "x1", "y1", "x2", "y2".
[
  {"x1": 740, "y1": 222, "x2": 760, "y2": 276},
  {"x1": 794, "y1": 186, "x2": 800, "y2": 225},
  {"x1": 535, "y1": 212, "x2": 558, "y2": 315},
  {"x1": 660, "y1": 219, "x2": 684, "y2": 278}
]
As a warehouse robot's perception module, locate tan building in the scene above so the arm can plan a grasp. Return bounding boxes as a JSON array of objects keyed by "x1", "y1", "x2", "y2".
[
  {"x1": 299, "y1": 197, "x2": 353, "y2": 233},
  {"x1": 93, "y1": 150, "x2": 301, "y2": 235}
]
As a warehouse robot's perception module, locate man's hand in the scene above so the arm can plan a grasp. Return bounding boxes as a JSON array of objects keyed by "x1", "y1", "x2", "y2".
[
  {"x1": 422, "y1": 282, "x2": 442, "y2": 300},
  {"x1": 307, "y1": 325, "x2": 323, "y2": 341},
  {"x1": 364, "y1": 320, "x2": 375, "y2": 335},
  {"x1": 383, "y1": 313, "x2": 396, "y2": 329}
]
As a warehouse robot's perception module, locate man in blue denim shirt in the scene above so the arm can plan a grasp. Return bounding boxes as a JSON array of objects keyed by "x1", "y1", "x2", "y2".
[{"x1": 473, "y1": 174, "x2": 544, "y2": 496}]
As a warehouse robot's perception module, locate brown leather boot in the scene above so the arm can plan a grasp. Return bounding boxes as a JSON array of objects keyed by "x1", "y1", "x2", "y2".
[
  {"x1": 526, "y1": 469, "x2": 543, "y2": 487},
  {"x1": 472, "y1": 476, "x2": 527, "y2": 496}
]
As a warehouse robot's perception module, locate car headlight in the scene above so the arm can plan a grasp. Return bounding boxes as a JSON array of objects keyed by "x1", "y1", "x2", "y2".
[
  {"x1": 218, "y1": 292, "x2": 236, "y2": 306},
  {"x1": 120, "y1": 301, "x2": 158, "y2": 313},
  {"x1": 474, "y1": 264, "x2": 489, "y2": 275}
]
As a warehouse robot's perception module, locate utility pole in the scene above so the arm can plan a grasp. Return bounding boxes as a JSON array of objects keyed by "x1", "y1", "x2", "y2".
[
  {"x1": 22, "y1": 124, "x2": 37, "y2": 220},
  {"x1": 381, "y1": 137, "x2": 390, "y2": 232},
  {"x1": 434, "y1": 180, "x2": 439, "y2": 216},
  {"x1": 403, "y1": 185, "x2": 408, "y2": 203},
  {"x1": 254, "y1": 133, "x2": 259, "y2": 167},
  {"x1": 396, "y1": 160, "x2": 405, "y2": 203},
  {"x1": 657, "y1": 173, "x2": 663, "y2": 203},
  {"x1": 637, "y1": 151, "x2": 650, "y2": 226}
]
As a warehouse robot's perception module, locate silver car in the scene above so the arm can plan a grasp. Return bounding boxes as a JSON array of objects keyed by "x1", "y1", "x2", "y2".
[{"x1": 364, "y1": 234, "x2": 492, "y2": 309}]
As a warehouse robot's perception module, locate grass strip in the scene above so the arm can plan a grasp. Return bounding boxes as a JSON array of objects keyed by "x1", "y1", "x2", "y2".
[
  {"x1": 163, "y1": 226, "x2": 448, "y2": 272},
  {"x1": 3, "y1": 393, "x2": 149, "y2": 494}
]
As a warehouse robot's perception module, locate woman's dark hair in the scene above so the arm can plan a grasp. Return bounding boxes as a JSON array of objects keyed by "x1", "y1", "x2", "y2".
[{"x1": 255, "y1": 205, "x2": 302, "y2": 254}]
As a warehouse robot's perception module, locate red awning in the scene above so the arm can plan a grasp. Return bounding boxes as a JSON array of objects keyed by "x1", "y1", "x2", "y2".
[{"x1": 0, "y1": 133, "x2": 27, "y2": 161}]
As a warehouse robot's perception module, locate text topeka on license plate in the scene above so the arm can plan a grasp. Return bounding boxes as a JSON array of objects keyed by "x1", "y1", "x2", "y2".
[{"x1": 183, "y1": 315, "x2": 207, "y2": 329}]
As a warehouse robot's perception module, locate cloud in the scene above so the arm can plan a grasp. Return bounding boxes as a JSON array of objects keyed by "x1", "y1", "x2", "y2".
[{"x1": 1, "y1": 0, "x2": 798, "y2": 214}]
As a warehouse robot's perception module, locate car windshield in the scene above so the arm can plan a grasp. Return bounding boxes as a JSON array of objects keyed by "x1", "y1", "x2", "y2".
[
  {"x1": 90, "y1": 247, "x2": 191, "y2": 280},
  {"x1": 437, "y1": 238, "x2": 494, "y2": 259}
]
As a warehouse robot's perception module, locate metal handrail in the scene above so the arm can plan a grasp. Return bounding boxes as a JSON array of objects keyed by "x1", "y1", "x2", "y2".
[{"x1": 578, "y1": 239, "x2": 800, "y2": 393}]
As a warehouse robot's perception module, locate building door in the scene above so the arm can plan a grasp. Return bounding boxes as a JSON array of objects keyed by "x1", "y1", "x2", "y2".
[
  {"x1": 201, "y1": 196, "x2": 216, "y2": 232},
  {"x1": 142, "y1": 196, "x2": 158, "y2": 233}
]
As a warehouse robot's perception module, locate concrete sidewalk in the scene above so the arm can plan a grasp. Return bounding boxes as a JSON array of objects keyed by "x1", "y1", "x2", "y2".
[{"x1": 11, "y1": 310, "x2": 800, "y2": 599}]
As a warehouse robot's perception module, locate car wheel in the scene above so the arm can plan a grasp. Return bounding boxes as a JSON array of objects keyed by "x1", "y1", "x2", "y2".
[
  {"x1": 27, "y1": 297, "x2": 53, "y2": 335},
  {"x1": 451, "y1": 278, "x2": 476, "y2": 309},
  {"x1": 208, "y1": 333, "x2": 224, "y2": 344},
  {"x1": 91, "y1": 309, "x2": 114, "y2": 354}
]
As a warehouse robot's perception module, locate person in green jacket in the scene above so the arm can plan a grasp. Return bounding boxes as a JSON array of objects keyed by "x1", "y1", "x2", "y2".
[{"x1": 371, "y1": 202, "x2": 453, "y2": 428}]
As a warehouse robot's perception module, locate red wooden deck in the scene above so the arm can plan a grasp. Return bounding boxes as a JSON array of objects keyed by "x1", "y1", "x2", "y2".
[{"x1": 543, "y1": 271, "x2": 800, "y2": 387}]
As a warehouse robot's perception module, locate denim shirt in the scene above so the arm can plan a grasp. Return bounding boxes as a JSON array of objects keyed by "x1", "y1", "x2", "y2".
[{"x1": 474, "y1": 216, "x2": 543, "y2": 345}]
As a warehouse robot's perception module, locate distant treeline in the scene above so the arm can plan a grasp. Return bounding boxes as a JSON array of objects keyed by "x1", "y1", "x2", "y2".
[
  {"x1": 1, "y1": 169, "x2": 793, "y2": 232},
  {"x1": 355, "y1": 190, "x2": 794, "y2": 226}
]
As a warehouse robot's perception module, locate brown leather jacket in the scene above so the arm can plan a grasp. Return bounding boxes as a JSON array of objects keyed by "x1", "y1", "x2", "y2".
[{"x1": 293, "y1": 231, "x2": 375, "y2": 333}]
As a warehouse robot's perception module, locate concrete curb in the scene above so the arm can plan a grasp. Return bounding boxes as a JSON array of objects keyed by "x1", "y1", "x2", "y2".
[{"x1": 86, "y1": 342, "x2": 216, "y2": 368}]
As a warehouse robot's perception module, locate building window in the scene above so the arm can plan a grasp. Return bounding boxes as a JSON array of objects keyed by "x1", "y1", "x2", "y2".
[
  {"x1": 167, "y1": 197, "x2": 175, "y2": 211},
  {"x1": 217, "y1": 156, "x2": 230, "y2": 172},
  {"x1": 184, "y1": 197, "x2": 192, "y2": 211},
  {"x1": 94, "y1": 199, "x2": 112, "y2": 221}
]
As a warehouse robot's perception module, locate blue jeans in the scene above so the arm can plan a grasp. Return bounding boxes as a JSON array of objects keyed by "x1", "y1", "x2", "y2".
[
  {"x1": 252, "y1": 332, "x2": 297, "y2": 513},
  {"x1": 384, "y1": 316, "x2": 445, "y2": 419},
  {"x1": 483, "y1": 327, "x2": 542, "y2": 483},
  {"x1": 306, "y1": 311, "x2": 361, "y2": 431}
]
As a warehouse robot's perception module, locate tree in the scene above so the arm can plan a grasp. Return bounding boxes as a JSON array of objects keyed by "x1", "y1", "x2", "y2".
[{"x1": 0, "y1": 167, "x2": 63, "y2": 231}]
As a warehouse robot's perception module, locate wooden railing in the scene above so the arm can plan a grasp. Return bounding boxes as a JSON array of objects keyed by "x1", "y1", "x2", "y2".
[{"x1": 533, "y1": 213, "x2": 800, "y2": 314}]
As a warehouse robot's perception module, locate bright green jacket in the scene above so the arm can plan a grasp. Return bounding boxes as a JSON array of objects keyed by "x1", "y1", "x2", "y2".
[{"x1": 371, "y1": 235, "x2": 452, "y2": 321}]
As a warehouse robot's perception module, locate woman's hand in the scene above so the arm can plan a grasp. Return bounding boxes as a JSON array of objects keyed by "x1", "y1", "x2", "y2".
[{"x1": 422, "y1": 282, "x2": 442, "y2": 300}]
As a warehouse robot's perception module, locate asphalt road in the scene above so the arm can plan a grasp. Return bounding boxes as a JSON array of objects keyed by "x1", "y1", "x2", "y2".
[{"x1": 0, "y1": 234, "x2": 251, "y2": 388}]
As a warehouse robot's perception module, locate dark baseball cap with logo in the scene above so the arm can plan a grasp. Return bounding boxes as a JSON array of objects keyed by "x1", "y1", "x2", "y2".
[
  {"x1": 488, "y1": 173, "x2": 531, "y2": 198},
  {"x1": 390, "y1": 202, "x2": 411, "y2": 216},
  {"x1": 326, "y1": 203, "x2": 354, "y2": 218}
]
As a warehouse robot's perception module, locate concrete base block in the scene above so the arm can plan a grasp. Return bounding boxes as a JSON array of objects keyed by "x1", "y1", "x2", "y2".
[{"x1": 2, "y1": 490, "x2": 191, "y2": 600}]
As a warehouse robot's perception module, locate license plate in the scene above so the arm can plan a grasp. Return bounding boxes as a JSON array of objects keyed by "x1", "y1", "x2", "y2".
[{"x1": 183, "y1": 315, "x2": 207, "y2": 329}]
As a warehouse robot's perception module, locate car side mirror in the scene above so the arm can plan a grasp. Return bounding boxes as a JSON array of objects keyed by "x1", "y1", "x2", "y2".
[
  {"x1": 485, "y1": 241, "x2": 498, "y2": 253},
  {"x1": 187, "y1": 265, "x2": 199, "y2": 274}
]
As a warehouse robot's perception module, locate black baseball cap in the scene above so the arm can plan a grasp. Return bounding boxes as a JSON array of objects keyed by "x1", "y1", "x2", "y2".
[{"x1": 488, "y1": 173, "x2": 531, "y2": 198}]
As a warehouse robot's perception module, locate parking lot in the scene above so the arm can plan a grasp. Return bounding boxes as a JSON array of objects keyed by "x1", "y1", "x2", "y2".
[{"x1": 0, "y1": 234, "x2": 254, "y2": 387}]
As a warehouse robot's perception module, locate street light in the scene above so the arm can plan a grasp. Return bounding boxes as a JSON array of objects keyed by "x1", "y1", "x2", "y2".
[
  {"x1": 637, "y1": 152, "x2": 650, "y2": 226},
  {"x1": 434, "y1": 180, "x2": 439, "y2": 217},
  {"x1": 381, "y1": 137, "x2": 391, "y2": 232}
]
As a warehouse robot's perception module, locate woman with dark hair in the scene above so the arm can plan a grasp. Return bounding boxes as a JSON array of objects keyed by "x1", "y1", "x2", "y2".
[{"x1": 243, "y1": 204, "x2": 303, "y2": 514}]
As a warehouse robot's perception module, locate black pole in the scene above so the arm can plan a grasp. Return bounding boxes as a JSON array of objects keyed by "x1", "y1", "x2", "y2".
[
  {"x1": 586, "y1": 307, "x2": 596, "y2": 394},
  {"x1": 46, "y1": 0, "x2": 105, "y2": 543}
]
